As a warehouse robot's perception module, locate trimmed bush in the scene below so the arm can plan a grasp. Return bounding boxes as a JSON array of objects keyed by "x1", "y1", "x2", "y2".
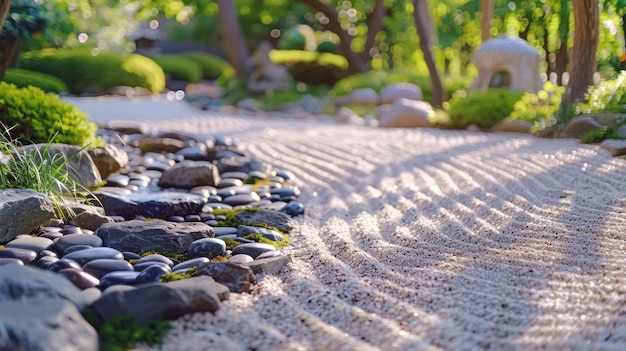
[
  {"x1": 182, "y1": 52, "x2": 232, "y2": 79},
  {"x1": 0, "y1": 82, "x2": 97, "y2": 146},
  {"x1": 269, "y1": 50, "x2": 348, "y2": 69},
  {"x1": 20, "y1": 48, "x2": 165, "y2": 94},
  {"x1": 152, "y1": 54, "x2": 203, "y2": 83},
  {"x1": 3, "y1": 68, "x2": 68, "y2": 93},
  {"x1": 578, "y1": 70, "x2": 626, "y2": 114},
  {"x1": 447, "y1": 88, "x2": 524, "y2": 129}
]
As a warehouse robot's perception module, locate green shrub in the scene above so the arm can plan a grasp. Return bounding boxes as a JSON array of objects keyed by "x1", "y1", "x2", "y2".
[
  {"x1": 580, "y1": 124, "x2": 625, "y2": 143},
  {"x1": 20, "y1": 48, "x2": 165, "y2": 94},
  {"x1": 152, "y1": 54, "x2": 203, "y2": 83},
  {"x1": 447, "y1": 88, "x2": 524, "y2": 129},
  {"x1": 578, "y1": 70, "x2": 626, "y2": 114},
  {"x1": 0, "y1": 82, "x2": 97, "y2": 146},
  {"x1": 183, "y1": 51, "x2": 232, "y2": 79},
  {"x1": 269, "y1": 50, "x2": 348, "y2": 69},
  {"x1": 510, "y1": 81, "x2": 567, "y2": 123},
  {"x1": 3, "y1": 68, "x2": 68, "y2": 93},
  {"x1": 277, "y1": 25, "x2": 316, "y2": 51}
]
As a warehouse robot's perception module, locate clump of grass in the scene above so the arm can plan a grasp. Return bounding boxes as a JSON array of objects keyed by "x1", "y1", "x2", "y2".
[
  {"x1": 82, "y1": 308, "x2": 171, "y2": 351},
  {"x1": 0, "y1": 124, "x2": 91, "y2": 218},
  {"x1": 220, "y1": 237, "x2": 241, "y2": 250},
  {"x1": 210, "y1": 255, "x2": 232, "y2": 262}
]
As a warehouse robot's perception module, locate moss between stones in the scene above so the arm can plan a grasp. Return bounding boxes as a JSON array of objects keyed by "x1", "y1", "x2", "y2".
[
  {"x1": 159, "y1": 266, "x2": 198, "y2": 282},
  {"x1": 242, "y1": 233, "x2": 291, "y2": 249},
  {"x1": 220, "y1": 237, "x2": 241, "y2": 250},
  {"x1": 140, "y1": 247, "x2": 191, "y2": 263}
]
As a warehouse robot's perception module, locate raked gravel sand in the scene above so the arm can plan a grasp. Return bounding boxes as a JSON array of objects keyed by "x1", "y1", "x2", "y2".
[{"x1": 72, "y1": 96, "x2": 626, "y2": 350}]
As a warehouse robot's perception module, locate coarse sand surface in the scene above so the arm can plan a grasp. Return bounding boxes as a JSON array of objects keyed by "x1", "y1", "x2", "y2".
[{"x1": 72, "y1": 96, "x2": 626, "y2": 350}]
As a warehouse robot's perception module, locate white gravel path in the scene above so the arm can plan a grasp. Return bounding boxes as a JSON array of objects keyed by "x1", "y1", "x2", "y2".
[{"x1": 72, "y1": 96, "x2": 626, "y2": 350}]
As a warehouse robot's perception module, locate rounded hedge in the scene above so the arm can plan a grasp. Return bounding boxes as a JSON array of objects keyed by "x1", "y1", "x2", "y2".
[
  {"x1": 0, "y1": 82, "x2": 97, "y2": 146},
  {"x1": 3, "y1": 68, "x2": 68, "y2": 93},
  {"x1": 182, "y1": 52, "x2": 232, "y2": 79},
  {"x1": 20, "y1": 48, "x2": 166, "y2": 95},
  {"x1": 447, "y1": 88, "x2": 524, "y2": 129},
  {"x1": 152, "y1": 55, "x2": 203, "y2": 83}
]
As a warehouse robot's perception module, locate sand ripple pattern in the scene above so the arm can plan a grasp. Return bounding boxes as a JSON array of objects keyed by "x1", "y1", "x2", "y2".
[{"x1": 126, "y1": 112, "x2": 626, "y2": 351}]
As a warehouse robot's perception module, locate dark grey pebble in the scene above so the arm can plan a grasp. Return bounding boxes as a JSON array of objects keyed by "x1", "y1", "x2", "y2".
[
  {"x1": 136, "y1": 254, "x2": 174, "y2": 267},
  {"x1": 247, "y1": 170, "x2": 267, "y2": 180},
  {"x1": 41, "y1": 232, "x2": 63, "y2": 240},
  {"x1": 99, "y1": 271, "x2": 141, "y2": 290},
  {"x1": 233, "y1": 237, "x2": 256, "y2": 244},
  {"x1": 270, "y1": 187, "x2": 300, "y2": 197},
  {"x1": 231, "y1": 243, "x2": 276, "y2": 259},
  {"x1": 105, "y1": 174, "x2": 130, "y2": 187},
  {"x1": 220, "y1": 172, "x2": 247, "y2": 180},
  {"x1": 200, "y1": 213, "x2": 215, "y2": 221},
  {"x1": 83, "y1": 259, "x2": 134, "y2": 279},
  {"x1": 133, "y1": 261, "x2": 172, "y2": 272},
  {"x1": 34, "y1": 255, "x2": 58, "y2": 269},
  {"x1": 5, "y1": 236, "x2": 54, "y2": 253},
  {"x1": 171, "y1": 257, "x2": 210, "y2": 272},
  {"x1": 187, "y1": 238, "x2": 226, "y2": 259},
  {"x1": 282, "y1": 201, "x2": 305, "y2": 216},
  {"x1": 63, "y1": 247, "x2": 124, "y2": 266},
  {"x1": 135, "y1": 265, "x2": 170, "y2": 284},
  {"x1": 109, "y1": 216, "x2": 126, "y2": 222},
  {"x1": 58, "y1": 268, "x2": 100, "y2": 290},
  {"x1": 213, "y1": 227, "x2": 238, "y2": 236},
  {"x1": 168, "y1": 216, "x2": 185, "y2": 222},
  {"x1": 204, "y1": 203, "x2": 232, "y2": 210},
  {"x1": 63, "y1": 244, "x2": 93, "y2": 256},
  {"x1": 204, "y1": 220, "x2": 218, "y2": 226},
  {"x1": 214, "y1": 215, "x2": 227, "y2": 221},
  {"x1": 275, "y1": 170, "x2": 296, "y2": 181},
  {"x1": 0, "y1": 247, "x2": 37, "y2": 264},
  {"x1": 48, "y1": 258, "x2": 81, "y2": 272},
  {"x1": 207, "y1": 195, "x2": 222, "y2": 203},
  {"x1": 184, "y1": 215, "x2": 202, "y2": 222},
  {"x1": 60, "y1": 226, "x2": 83, "y2": 235},
  {"x1": 256, "y1": 250, "x2": 284, "y2": 260},
  {"x1": 0, "y1": 258, "x2": 24, "y2": 266},
  {"x1": 223, "y1": 193, "x2": 261, "y2": 207},
  {"x1": 38, "y1": 249, "x2": 58, "y2": 258},
  {"x1": 228, "y1": 254, "x2": 254, "y2": 264},
  {"x1": 55, "y1": 233, "x2": 103, "y2": 253}
]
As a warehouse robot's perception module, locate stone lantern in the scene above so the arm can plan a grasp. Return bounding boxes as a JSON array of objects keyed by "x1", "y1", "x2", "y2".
[{"x1": 470, "y1": 35, "x2": 542, "y2": 94}]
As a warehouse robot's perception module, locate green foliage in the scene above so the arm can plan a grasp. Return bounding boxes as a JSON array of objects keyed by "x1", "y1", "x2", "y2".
[
  {"x1": 0, "y1": 82, "x2": 96, "y2": 146},
  {"x1": 1, "y1": 0, "x2": 52, "y2": 39},
  {"x1": 159, "y1": 266, "x2": 198, "y2": 282},
  {"x1": 277, "y1": 24, "x2": 316, "y2": 51},
  {"x1": 20, "y1": 48, "x2": 165, "y2": 94},
  {"x1": 447, "y1": 88, "x2": 524, "y2": 129},
  {"x1": 269, "y1": 50, "x2": 348, "y2": 69},
  {"x1": 0, "y1": 124, "x2": 89, "y2": 218},
  {"x1": 242, "y1": 233, "x2": 291, "y2": 249},
  {"x1": 3, "y1": 68, "x2": 68, "y2": 93},
  {"x1": 578, "y1": 71, "x2": 626, "y2": 114},
  {"x1": 580, "y1": 124, "x2": 625, "y2": 143},
  {"x1": 140, "y1": 247, "x2": 191, "y2": 263},
  {"x1": 510, "y1": 81, "x2": 566, "y2": 123},
  {"x1": 152, "y1": 54, "x2": 203, "y2": 83},
  {"x1": 182, "y1": 51, "x2": 232, "y2": 80},
  {"x1": 220, "y1": 237, "x2": 241, "y2": 251},
  {"x1": 82, "y1": 308, "x2": 171, "y2": 351}
]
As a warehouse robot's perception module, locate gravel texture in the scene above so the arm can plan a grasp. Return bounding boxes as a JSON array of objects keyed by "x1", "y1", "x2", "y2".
[{"x1": 72, "y1": 96, "x2": 626, "y2": 350}]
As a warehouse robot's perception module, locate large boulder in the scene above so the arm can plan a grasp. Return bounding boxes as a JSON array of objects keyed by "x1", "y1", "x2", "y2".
[
  {"x1": 94, "y1": 190, "x2": 206, "y2": 220},
  {"x1": 378, "y1": 98, "x2": 434, "y2": 128},
  {"x1": 158, "y1": 160, "x2": 221, "y2": 189},
  {"x1": 0, "y1": 189, "x2": 56, "y2": 243},
  {"x1": 0, "y1": 264, "x2": 97, "y2": 351},
  {"x1": 17, "y1": 143, "x2": 102, "y2": 189},
  {"x1": 86, "y1": 144, "x2": 129, "y2": 179},
  {"x1": 350, "y1": 88, "x2": 380, "y2": 105},
  {"x1": 90, "y1": 276, "x2": 230, "y2": 325},
  {"x1": 96, "y1": 220, "x2": 214, "y2": 254},
  {"x1": 562, "y1": 116, "x2": 604, "y2": 138}
]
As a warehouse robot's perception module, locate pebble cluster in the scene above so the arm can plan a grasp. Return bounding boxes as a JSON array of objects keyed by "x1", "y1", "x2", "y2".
[{"x1": 0, "y1": 127, "x2": 304, "y2": 296}]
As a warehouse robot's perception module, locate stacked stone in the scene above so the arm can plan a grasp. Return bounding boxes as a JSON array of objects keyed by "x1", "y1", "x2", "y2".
[{"x1": 0, "y1": 128, "x2": 304, "y2": 351}]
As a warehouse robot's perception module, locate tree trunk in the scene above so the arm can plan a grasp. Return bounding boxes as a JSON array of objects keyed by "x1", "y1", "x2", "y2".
[
  {"x1": 480, "y1": 0, "x2": 493, "y2": 42},
  {"x1": 0, "y1": 37, "x2": 21, "y2": 82},
  {"x1": 413, "y1": 0, "x2": 444, "y2": 107},
  {"x1": 216, "y1": 0, "x2": 250, "y2": 82},
  {"x1": 0, "y1": 0, "x2": 9, "y2": 81},
  {"x1": 362, "y1": 0, "x2": 385, "y2": 61},
  {"x1": 296, "y1": 0, "x2": 368, "y2": 74},
  {"x1": 555, "y1": 40, "x2": 568, "y2": 86},
  {"x1": 568, "y1": 0, "x2": 599, "y2": 102}
]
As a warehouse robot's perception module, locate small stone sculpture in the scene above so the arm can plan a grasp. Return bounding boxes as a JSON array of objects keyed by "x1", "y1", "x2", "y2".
[
  {"x1": 470, "y1": 35, "x2": 542, "y2": 94},
  {"x1": 247, "y1": 41, "x2": 293, "y2": 94}
]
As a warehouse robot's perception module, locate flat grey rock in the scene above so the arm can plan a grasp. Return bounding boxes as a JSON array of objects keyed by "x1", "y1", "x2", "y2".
[{"x1": 0, "y1": 189, "x2": 55, "y2": 243}]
